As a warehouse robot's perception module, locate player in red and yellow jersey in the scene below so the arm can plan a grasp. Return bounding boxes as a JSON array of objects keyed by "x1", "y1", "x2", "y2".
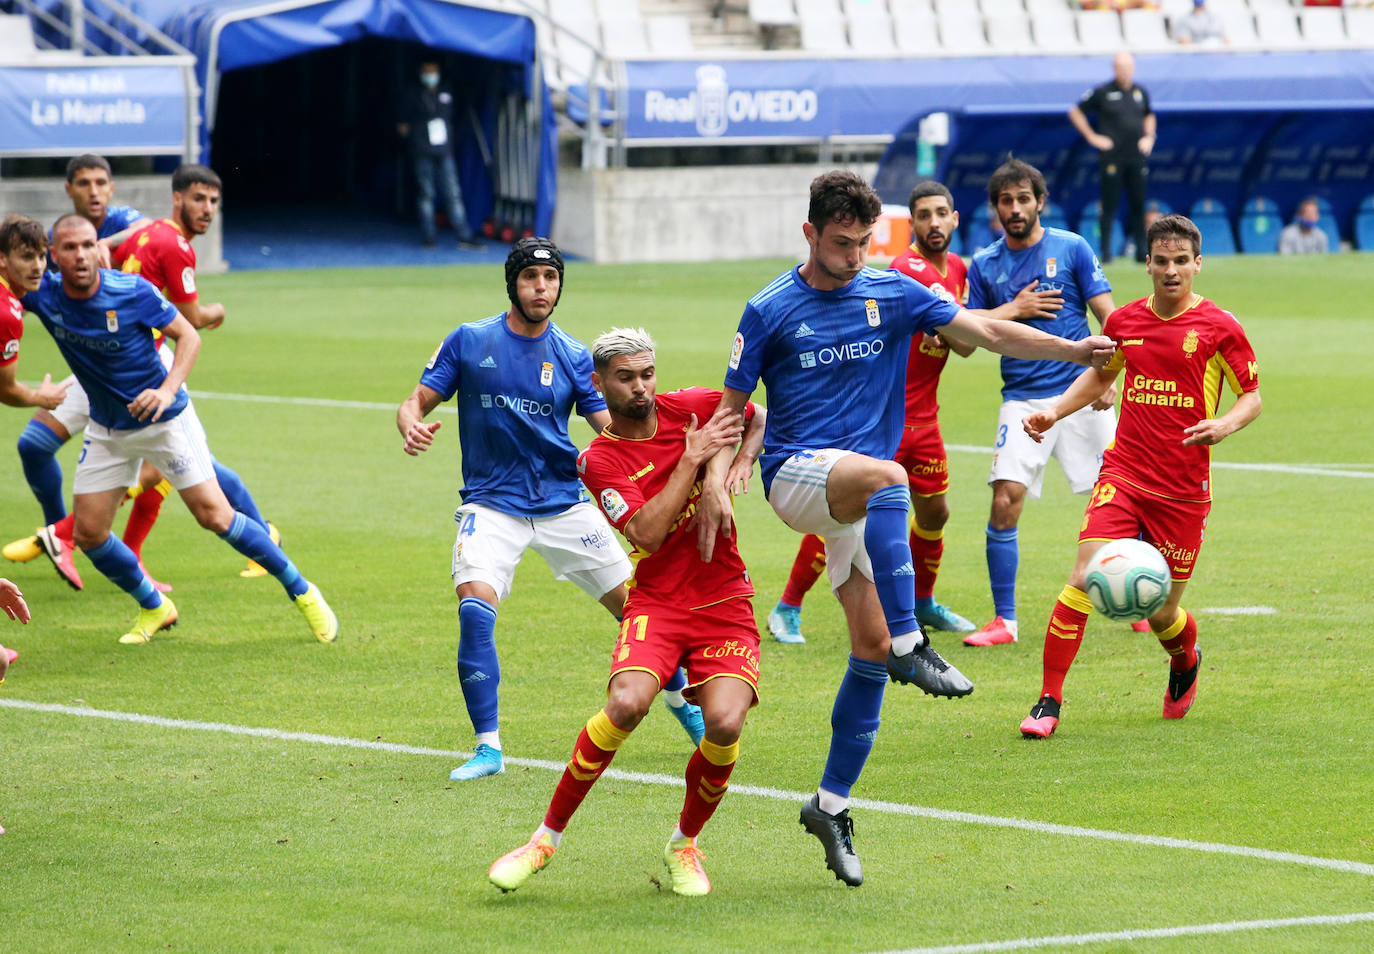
[
  {"x1": 1017, "y1": 214, "x2": 1261, "y2": 738},
  {"x1": 0, "y1": 216, "x2": 68, "y2": 414},
  {"x1": 489, "y1": 327, "x2": 766, "y2": 897},
  {"x1": 765, "y1": 181, "x2": 1064, "y2": 643}
]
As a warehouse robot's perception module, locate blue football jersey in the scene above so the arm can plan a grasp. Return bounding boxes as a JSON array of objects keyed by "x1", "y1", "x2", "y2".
[
  {"x1": 725, "y1": 265, "x2": 960, "y2": 493},
  {"x1": 98, "y1": 205, "x2": 144, "y2": 240},
  {"x1": 420, "y1": 314, "x2": 607, "y2": 517},
  {"x1": 967, "y1": 227, "x2": 1111, "y2": 400},
  {"x1": 24, "y1": 270, "x2": 185, "y2": 430}
]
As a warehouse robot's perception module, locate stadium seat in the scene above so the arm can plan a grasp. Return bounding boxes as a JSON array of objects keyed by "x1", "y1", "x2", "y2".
[
  {"x1": 796, "y1": 0, "x2": 845, "y2": 17},
  {"x1": 979, "y1": 0, "x2": 1025, "y2": 17},
  {"x1": 1121, "y1": 9, "x2": 1172, "y2": 52},
  {"x1": 551, "y1": 0, "x2": 600, "y2": 45},
  {"x1": 848, "y1": 10, "x2": 898, "y2": 52},
  {"x1": 937, "y1": 9, "x2": 989, "y2": 51},
  {"x1": 1253, "y1": 9, "x2": 1303, "y2": 49},
  {"x1": 1030, "y1": 5, "x2": 1080, "y2": 51},
  {"x1": 1216, "y1": 8, "x2": 1258, "y2": 47},
  {"x1": 1076, "y1": 9, "x2": 1123, "y2": 49},
  {"x1": 800, "y1": 12, "x2": 851, "y2": 51},
  {"x1": 893, "y1": 10, "x2": 940, "y2": 51},
  {"x1": 986, "y1": 12, "x2": 1031, "y2": 50},
  {"x1": 1189, "y1": 198, "x2": 1237, "y2": 256},
  {"x1": 1299, "y1": 8, "x2": 1348, "y2": 48},
  {"x1": 0, "y1": 13, "x2": 38, "y2": 58},
  {"x1": 594, "y1": 0, "x2": 643, "y2": 23},
  {"x1": 1347, "y1": 9, "x2": 1374, "y2": 48},
  {"x1": 1237, "y1": 196, "x2": 1282, "y2": 254},
  {"x1": 842, "y1": 0, "x2": 889, "y2": 15},
  {"x1": 601, "y1": 18, "x2": 649, "y2": 57},
  {"x1": 645, "y1": 15, "x2": 694, "y2": 53},
  {"x1": 1354, "y1": 195, "x2": 1374, "y2": 251},
  {"x1": 890, "y1": 0, "x2": 935, "y2": 15},
  {"x1": 749, "y1": 0, "x2": 800, "y2": 28},
  {"x1": 1078, "y1": 200, "x2": 1125, "y2": 261}
]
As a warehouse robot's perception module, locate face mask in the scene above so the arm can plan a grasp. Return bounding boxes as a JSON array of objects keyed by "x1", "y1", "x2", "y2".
[
  {"x1": 1299, "y1": 216, "x2": 1319, "y2": 229},
  {"x1": 420, "y1": 72, "x2": 439, "y2": 89}
]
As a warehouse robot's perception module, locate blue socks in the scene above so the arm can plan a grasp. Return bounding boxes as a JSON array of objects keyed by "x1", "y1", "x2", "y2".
[
  {"x1": 213, "y1": 460, "x2": 269, "y2": 532},
  {"x1": 219, "y1": 511, "x2": 306, "y2": 597},
  {"x1": 85, "y1": 535, "x2": 161, "y2": 609},
  {"x1": 864, "y1": 484, "x2": 918, "y2": 638},
  {"x1": 820, "y1": 655, "x2": 888, "y2": 798},
  {"x1": 458, "y1": 596, "x2": 501, "y2": 734},
  {"x1": 663, "y1": 667, "x2": 687, "y2": 693},
  {"x1": 986, "y1": 524, "x2": 1019, "y2": 621},
  {"x1": 17, "y1": 420, "x2": 67, "y2": 524}
]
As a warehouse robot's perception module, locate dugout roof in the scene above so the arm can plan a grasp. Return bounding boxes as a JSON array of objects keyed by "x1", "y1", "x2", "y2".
[{"x1": 155, "y1": 0, "x2": 556, "y2": 235}]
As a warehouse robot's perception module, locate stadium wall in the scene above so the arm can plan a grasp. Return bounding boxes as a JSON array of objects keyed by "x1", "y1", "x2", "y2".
[
  {"x1": 556, "y1": 163, "x2": 875, "y2": 263},
  {"x1": 0, "y1": 177, "x2": 224, "y2": 273}
]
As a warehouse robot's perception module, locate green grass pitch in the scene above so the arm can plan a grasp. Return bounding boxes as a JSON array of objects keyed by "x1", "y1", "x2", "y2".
[{"x1": 1, "y1": 253, "x2": 1371, "y2": 953}]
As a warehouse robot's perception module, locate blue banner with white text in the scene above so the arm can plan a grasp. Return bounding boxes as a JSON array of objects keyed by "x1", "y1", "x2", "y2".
[{"x1": 0, "y1": 64, "x2": 187, "y2": 155}]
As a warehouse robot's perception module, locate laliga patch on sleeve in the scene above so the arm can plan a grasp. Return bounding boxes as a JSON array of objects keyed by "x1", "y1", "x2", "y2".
[
  {"x1": 600, "y1": 488, "x2": 628, "y2": 523},
  {"x1": 729, "y1": 332, "x2": 744, "y2": 370},
  {"x1": 3, "y1": 338, "x2": 19, "y2": 361},
  {"x1": 181, "y1": 267, "x2": 196, "y2": 294},
  {"x1": 426, "y1": 343, "x2": 442, "y2": 370}
]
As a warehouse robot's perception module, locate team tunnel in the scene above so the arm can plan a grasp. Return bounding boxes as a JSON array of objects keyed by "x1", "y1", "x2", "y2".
[{"x1": 161, "y1": 0, "x2": 556, "y2": 256}]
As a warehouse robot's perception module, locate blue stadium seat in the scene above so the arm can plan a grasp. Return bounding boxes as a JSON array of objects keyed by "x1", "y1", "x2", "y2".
[
  {"x1": 1238, "y1": 196, "x2": 1282, "y2": 254},
  {"x1": 1189, "y1": 198, "x2": 1236, "y2": 256},
  {"x1": 1355, "y1": 195, "x2": 1374, "y2": 251},
  {"x1": 1041, "y1": 206, "x2": 1069, "y2": 232},
  {"x1": 1077, "y1": 199, "x2": 1124, "y2": 261}
]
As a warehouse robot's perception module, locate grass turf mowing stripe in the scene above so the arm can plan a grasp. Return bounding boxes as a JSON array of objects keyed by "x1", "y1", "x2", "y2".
[
  {"x1": 4, "y1": 697, "x2": 1372, "y2": 879},
  {"x1": 866, "y1": 910, "x2": 1374, "y2": 954}
]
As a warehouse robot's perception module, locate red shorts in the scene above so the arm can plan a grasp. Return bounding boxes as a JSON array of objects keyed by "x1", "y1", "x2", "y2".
[
  {"x1": 895, "y1": 419, "x2": 950, "y2": 497},
  {"x1": 1078, "y1": 478, "x2": 1210, "y2": 582},
  {"x1": 611, "y1": 594, "x2": 760, "y2": 704}
]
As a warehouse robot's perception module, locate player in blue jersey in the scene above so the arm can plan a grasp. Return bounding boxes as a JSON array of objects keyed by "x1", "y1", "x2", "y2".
[
  {"x1": 712, "y1": 171, "x2": 1114, "y2": 886},
  {"x1": 20, "y1": 214, "x2": 337, "y2": 646},
  {"x1": 963, "y1": 158, "x2": 1121, "y2": 648},
  {"x1": 5, "y1": 154, "x2": 150, "y2": 581},
  {"x1": 397, "y1": 238, "x2": 704, "y2": 783}
]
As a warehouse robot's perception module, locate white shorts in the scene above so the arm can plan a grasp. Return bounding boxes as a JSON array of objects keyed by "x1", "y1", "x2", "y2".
[
  {"x1": 767, "y1": 449, "x2": 873, "y2": 592},
  {"x1": 989, "y1": 397, "x2": 1116, "y2": 499},
  {"x1": 50, "y1": 375, "x2": 90, "y2": 436},
  {"x1": 73, "y1": 404, "x2": 216, "y2": 495},
  {"x1": 451, "y1": 500, "x2": 631, "y2": 603}
]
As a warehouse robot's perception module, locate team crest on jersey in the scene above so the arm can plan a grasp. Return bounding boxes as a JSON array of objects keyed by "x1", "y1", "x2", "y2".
[
  {"x1": 1182, "y1": 330, "x2": 1199, "y2": 355},
  {"x1": 600, "y1": 488, "x2": 629, "y2": 522},
  {"x1": 106, "y1": 310, "x2": 118, "y2": 332},
  {"x1": 729, "y1": 332, "x2": 744, "y2": 370},
  {"x1": 3, "y1": 338, "x2": 18, "y2": 361},
  {"x1": 1046, "y1": 257, "x2": 1057, "y2": 279},
  {"x1": 864, "y1": 299, "x2": 880, "y2": 327},
  {"x1": 540, "y1": 361, "x2": 554, "y2": 386}
]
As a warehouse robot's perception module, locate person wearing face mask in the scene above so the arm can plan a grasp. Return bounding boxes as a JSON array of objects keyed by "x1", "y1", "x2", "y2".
[
  {"x1": 397, "y1": 59, "x2": 480, "y2": 249},
  {"x1": 1278, "y1": 198, "x2": 1330, "y2": 255}
]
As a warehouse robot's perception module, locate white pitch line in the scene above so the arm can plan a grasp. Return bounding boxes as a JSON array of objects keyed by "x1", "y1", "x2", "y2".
[
  {"x1": 187, "y1": 390, "x2": 455, "y2": 414},
  {"x1": 1198, "y1": 606, "x2": 1279, "y2": 616},
  {"x1": 4, "y1": 698, "x2": 1373, "y2": 878},
  {"x1": 866, "y1": 910, "x2": 1374, "y2": 954}
]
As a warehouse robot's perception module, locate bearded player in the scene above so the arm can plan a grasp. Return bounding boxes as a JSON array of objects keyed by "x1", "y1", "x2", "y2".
[
  {"x1": 489, "y1": 327, "x2": 765, "y2": 896},
  {"x1": 1018, "y1": 214, "x2": 1261, "y2": 738}
]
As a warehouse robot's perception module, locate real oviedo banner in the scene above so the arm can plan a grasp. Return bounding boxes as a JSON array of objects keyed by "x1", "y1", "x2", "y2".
[
  {"x1": 626, "y1": 60, "x2": 836, "y2": 141},
  {"x1": 0, "y1": 64, "x2": 187, "y2": 155}
]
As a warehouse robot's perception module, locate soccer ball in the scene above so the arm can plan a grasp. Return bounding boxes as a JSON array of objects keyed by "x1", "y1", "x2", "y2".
[{"x1": 1082, "y1": 538, "x2": 1172, "y2": 622}]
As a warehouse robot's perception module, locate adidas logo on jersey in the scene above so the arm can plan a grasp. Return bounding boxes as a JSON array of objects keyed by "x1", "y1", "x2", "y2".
[
  {"x1": 479, "y1": 356, "x2": 497, "y2": 368},
  {"x1": 794, "y1": 322, "x2": 815, "y2": 338}
]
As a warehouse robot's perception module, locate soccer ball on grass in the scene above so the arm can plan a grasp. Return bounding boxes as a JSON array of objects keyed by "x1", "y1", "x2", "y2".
[{"x1": 1082, "y1": 538, "x2": 1172, "y2": 622}]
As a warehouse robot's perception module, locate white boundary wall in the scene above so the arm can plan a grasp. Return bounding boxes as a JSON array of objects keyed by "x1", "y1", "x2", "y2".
[{"x1": 555, "y1": 162, "x2": 877, "y2": 263}]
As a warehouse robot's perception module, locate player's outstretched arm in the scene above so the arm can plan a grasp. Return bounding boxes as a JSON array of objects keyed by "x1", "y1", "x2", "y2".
[
  {"x1": 0, "y1": 367, "x2": 68, "y2": 410},
  {"x1": 1023, "y1": 365, "x2": 1119, "y2": 443},
  {"x1": 1182, "y1": 389, "x2": 1262, "y2": 447},
  {"x1": 628, "y1": 407, "x2": 742, "y2": 556},
  {"x1": 724, "y1": 404, "x2": 767, "y2": 497},
  {"x1": 397, "y1": 384, "x2": 444, "y2": 456},
  {"x1": 175, "y1": 299, "x2": 226, "y2": 331},
  {"x1": 938, "y1": 309, "x2": 1115, "y2": 368},
  {"x1": 696, "y1": 388, "x2": 753, "y2": 560},
  {"x1": 0, "y1": 578, "x2": 31, "y2": 624},
  {"x1": 972, "y1": 280, "x2": 1064, "y2": 323}
]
